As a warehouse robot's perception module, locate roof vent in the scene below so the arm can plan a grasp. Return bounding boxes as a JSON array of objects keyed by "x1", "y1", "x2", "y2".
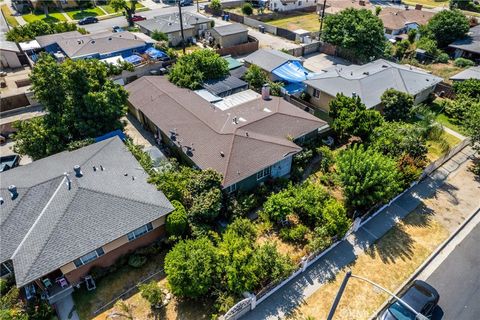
[
  {"x1": 132, "y1": 176, "x2": 135, "y2": 181},
  {"x1": 232, "y1": 117, "x2": 238, "y2": 124},
  {"x1": 220, "y1": 151, "x2": 225, "y2": 157},
  {"x1": 245, "y1": 131, "x2": 249, "y2": 137},
  {"x1": 352, "y1": 92, "x2": 357, "y2": 98},
  {"x1": 8, "y1": 185, "x2": 18, "y2": 200},
  {"x1": 64, "y1": 172, "x2": 71, "y2": 190},
  {"x1": 100, "y1": 165, "x2": 104, "y2": 171},
  {"x1": 91, "y1": 40, "x2": 96, "y2": 44},
  {"x1": 93, "y1": 166, "x2": 97, "y2": 171},
  {"x1": 73, "y1": 165, "x2": 83, "y2": 177},
  {"x1": 382, "y1": 64, "x2": 388, "y2": 68},
  {"x1": 0, "y1": 197, "x2": 4, "y2": 205},
  {"x1": 108, "y1": 37, "x2": 112, "y2": 40},
  {"x1": 77, "y1": 40, "x2": 82, "y2": 44},
  {"x1": 363, "y1": 71, "x2": 369, "y2": 75}
]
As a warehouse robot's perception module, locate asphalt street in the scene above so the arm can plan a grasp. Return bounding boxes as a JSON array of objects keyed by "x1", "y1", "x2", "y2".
[{"x1": 427, "y1": 222, "x2": 480, "y2": 320}]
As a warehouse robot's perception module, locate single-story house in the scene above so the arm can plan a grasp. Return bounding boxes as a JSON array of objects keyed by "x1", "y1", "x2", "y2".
[
  {"x1": 243, "y1": 49, "x2": 303, "y2": 81},
  {"x1": 304, "y1": 59, "x2": 443, "y2": 111},
  {"x1": 125, "y1": 76, "x2": 329, "y2": 192},
  {"x1": 450, "y1": 66, "x2": 480, "y2": 81},
  {"x1": 449, "y1": 25, "x2": 480, "y2": 61},
  {"x1": 136, "y1": 12, "x2": 212, "y2": 46},
  {"x1": 0, "y1": 137, "x2": 173, "y2": 305},
  {"x1": 209, "y1": 23, "x2": 248, "y2": 48},
  {"x1": 0, "y1": 39, "x2": 22, "y2": 69},
  {"x1": 269, "y1": 0, "x2": 317, "y2": 12},
  {"x1": 378, "y1": 7, "x2": 434, "y2": 37},
  {"x1": 203, "y1": 75, "x2": 249, "y2": 97},
  {"x1": 36, "y1": 30, "x2": 152, "y2": 60},
  {"x1": 317, "y1": 0, "x2": 372, "y2": 15}
]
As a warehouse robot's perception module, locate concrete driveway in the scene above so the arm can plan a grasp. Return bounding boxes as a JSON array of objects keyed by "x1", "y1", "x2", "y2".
[{"x1": 303, "y1": 52, "x2": 351, "y2": 73}]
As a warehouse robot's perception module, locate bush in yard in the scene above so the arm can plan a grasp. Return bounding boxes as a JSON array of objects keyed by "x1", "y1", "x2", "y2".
[
  {"x1": 442, "y1": 97, "x2": 473, "y2": 123},
  {"x1": 462, "y1": 102, "x2": 480, "y2": 175},
  {"x1": 408, "y1": 29, "x2": 417, "y2": 43},
  {"x1": 226, "y1": 193, "x2": 259, "y2": 219},
  {"x1": 416, "y1": 37, "x2": 440, "y2": 59},
  {"x1": 210, "y1": 0, "x2": 222, "y2": 11},
  {"x1": 128, "y1": 254, "x2": 147, "y2": 268},
  {"x1": 426, "y1": 9, "x2": 469, "y2": 47},
  {"x1": 244, "y1": 64, "x2": 268, "y2": 90},
  {"x1": 166, "y1": 200, "x2": 188, "y2": 239},
  {"x1": 241, "y1": 3, "x2": 253, "y2": 15},
  {"x1": 436, "y1": 52, "x2": 450, "y2": 63},
  {"x1": 329, "y1": 93, "x2": 384, "y2": 141},
  {"x1": 381, "y1": 89, "x2": 414, "y2": 121},
  {"x1": 336, "y1": 144, "x2": 402, "y2": 211},
  {"x1": 189, "y1": 188, "x2": 223, "y2": 223},
  {"x1": 279, "y1": 224, "x2": 310, "y2": 244},
  {"x1": 165, "y1": 237, "x2": 219, "y2": 299},
  {"x1": 323, "y1": 8, "x2": 386, "y2": 62},
  {"x1": 251, "y1": 242, "x2": 294, "y2": 287},
  {"x1": 454, "y1": 57, "x2": 475, "y2": 68},
  {"x1": 168, "y1": 49, "x2": 229, "y2": 89},
  {"x1": 269, "y1": 81, "x2": 284, "y2": 96},
  {"x1": 316, "y1": 146, "x2": 335, "y2": 173},
  {"x1": 321, "y1": 199, "x2": 350, "y2": 237},
  {"x1": 151, "y1": 30, "x2": 168, "y2": 42},
  {"x1": 396, "y1": 154, "x2": 424, "y2": 187},
  {"x1": 261, "y1": 186, "x2": 296, "y2": 222},
  {"x1": 226, "y1": 218, "x2": 257, "y2": 241},
  {"x1": 394, "y1": 39, "x2": 410, "y2": 59},
  {"x1": 138, "y1": 281, "x2": 165, "y2": 308},
  {"x1": 453, "y1": 79, "x2": 480, "y2": 98}
]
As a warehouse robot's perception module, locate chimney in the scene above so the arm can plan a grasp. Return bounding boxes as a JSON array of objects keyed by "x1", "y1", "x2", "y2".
[
  {"x1": 261, "y1": 83, "x2": 270, "y2": 100},
  {"x1": 8, "y1": 185, "x2": 18, "y2": 200},
  {"x1": 359, "y1": 0, "x2": 365, "y2": 6},
  {"x1": 64, "y1": 172, "x2": 71, "y2": 190},
  {"x1": 415, "y1": 4, "x2": 422, "y2": 10},
  {"x1": 73, "y1": 165, "x2": 83, "y2": 177}
]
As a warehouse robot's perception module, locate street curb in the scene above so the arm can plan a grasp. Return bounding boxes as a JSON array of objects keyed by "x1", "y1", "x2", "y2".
[{"x1": 369, "y1": 205, "x2": 480, "y2": 320}]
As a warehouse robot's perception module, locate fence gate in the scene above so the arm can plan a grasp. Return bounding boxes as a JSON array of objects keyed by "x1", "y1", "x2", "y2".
[{"x1": 222, "y1": 297, "x2": 252, "y2": 320}]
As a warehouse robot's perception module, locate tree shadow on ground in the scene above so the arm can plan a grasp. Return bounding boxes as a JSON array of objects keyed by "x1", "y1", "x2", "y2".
[
  {"x1": 365, "y1": 223, "x2": 415, "y2": 265},
  {"x1": 430, "y1": 181, "x2": 460, "y2": 206},
  {"x1": 71, "y1": 10, "x2": 99, "y2": 20}
]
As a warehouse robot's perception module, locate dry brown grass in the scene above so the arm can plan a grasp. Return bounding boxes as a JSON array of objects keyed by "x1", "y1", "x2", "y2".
[
  {"x1": 257, "y1": 232, "x2": 309, "y2": 264},
  {"x1": 289, "y1": 209, "x2": 449, "y2": 320}
]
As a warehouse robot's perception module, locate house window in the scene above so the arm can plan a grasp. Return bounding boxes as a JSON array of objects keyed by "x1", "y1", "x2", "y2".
[
  {"x1": 313, "y1": 88, "x2": 320, "y2": 98},
  {"x1": 0, "y1": 261, "x2": 13, "y2": 277},
  {"x1": 127, "y1": 222, "x2": 154, "y2": 241},
  {"x1": 256, "y1": 166, "x2": 272, "y2": 180},
  {"x1": 73, "y1": 248, "x2": 105, "y2": 268},
  {"x1": 226, "y1": 183, "x2": 237, "y2": 194},
  {"x1": 298, "y1": 1, "x2": 302, "y2": 5}
]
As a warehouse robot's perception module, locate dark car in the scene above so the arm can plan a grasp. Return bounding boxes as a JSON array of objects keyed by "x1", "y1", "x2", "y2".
[
  {"x1": 78, "y1": 16, "x2": 98, "y2": 25},
  {"x1": 131, "y1": 15, "x2": 146, "y2": 22},
  {"x1": 379, "y1": 280, "x2": 439, "y2": 320},
  {"x1": 178, "y1": 0, "x2": 193, "y2": 6}
]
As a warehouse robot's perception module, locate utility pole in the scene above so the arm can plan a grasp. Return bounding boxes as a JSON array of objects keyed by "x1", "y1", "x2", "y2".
[
  {"x1": 197, "y1": 0, "x2": 200, "y2": 12},
  {"x1": 318, "y1": 0, "x2": 327, "y2": 41},
  {"x1": 326, "y1": 272, "x2": 429, "y2": 320},
  {"x1": 178, "y1": 0, "x2": 186, "y2": 55}
]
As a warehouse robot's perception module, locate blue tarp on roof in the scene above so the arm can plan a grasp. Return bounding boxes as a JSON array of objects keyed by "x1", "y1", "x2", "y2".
[
  {"x1": 283, "y1": 82, "x2": 306, "y2": 94},
  {"x1": 272, "y1": 60, "x2": 310, "y2": 83},
  {"x1": 145, "y1": 47, "x2": 167, "y2": 59},
  {"x1": 124, "y1": 54, "x2": 142, "y2": 64},
  {"x1": 95, "y1": 130, "x2": 126, "y2": 143}
]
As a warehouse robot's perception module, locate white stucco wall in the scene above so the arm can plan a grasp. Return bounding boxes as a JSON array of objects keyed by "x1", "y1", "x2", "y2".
[{"x1": 269, "y1": 0, "x2": 317, "y2": 12}]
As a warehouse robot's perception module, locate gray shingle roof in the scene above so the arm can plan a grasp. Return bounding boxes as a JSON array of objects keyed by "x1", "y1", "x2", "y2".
[
  {"x1": 0, "y1": 137, "x2": 173, "y2": 287},
  {"x1": 125, "y1": 77, "x2": 327, "y2": 187},
  {"x1": 450, "y1": 66, "x2": 480, "y2": 81},
  {"x1": 136, "y1": 12, "x2": 211, "y2": 34},
  {"x1": 304, "y1": 59, "x2": 442, "y2": 108},
  {"x1": 449, "y1": 25, "x2": 480, "y2": 55},
  {"x1": 244, "y1": 49, "x2": 301, "y2": 72},
  {"x1": 35, "y1": 31, "x2": 82, "y2": 48},
  {"x1": 212, "y1": 23, "x2": 247, "y2": 36},
  {"x1": 203, "y1": 75, "x2": 248, "y2": 97}
]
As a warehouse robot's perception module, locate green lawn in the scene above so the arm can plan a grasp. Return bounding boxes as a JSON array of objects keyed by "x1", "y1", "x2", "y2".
[
  {"x1": 401, "y1": 0, "x2": 448, "y2": 8},
  {"x1": 426, "y1": 131, "x2": 461, "y2": 161},
  {"x1": 22, "y1": 9, "x2": 67, "y2": 23},
  {"x1": 427, "y1": 98, "x2": 469, "y2": 136},
  {"x1": 65, "y1": 7, "x2": 105, "y2": 20},
  {"x1": 264, "y1": 12, "x2": 320, "y2": 32},
  {"x1": 101, "y1": 1, "x2": 145, "y2": 14},
  {"x1": 1, "y1": 4, "x2": 19, "y2": 26}
]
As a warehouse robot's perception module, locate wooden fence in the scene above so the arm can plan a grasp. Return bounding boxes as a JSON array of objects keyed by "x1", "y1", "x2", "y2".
[{"x1": 216, "y1": 36, "x2": 259, "y2": 56}]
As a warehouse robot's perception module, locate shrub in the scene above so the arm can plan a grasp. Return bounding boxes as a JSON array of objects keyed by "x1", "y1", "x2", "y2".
[
  {"x1": 317, "y1": 145, "x2": 335, "y2": 173},
  {"x1": 453, "y1": 79, "x2": 480, "y2": 98},
  {"x1": 241, "y1": 3, "x2": 253, "y2": 15},
  {"x1": 90, "y1": 265, "x2": 109, "y2": 280},
  {"x1": 128, "y1": 254, "x2": 147, "y2": 268},
  {"x1": 436, "y1": 52, "x2": 449, "y2": 63},
  {"x1": 210, "y1": 0, "x2": 222, "y2": 11},
  {"x1": 245, "y1": 64, "x2": 268, "y2": 90},
  {"x1": 166, "y1": 200, "x2": 188, "y2": 238},
  {"x1": 269, "y1": 81, "x2": 284, "y2": 96},
  {"x1": 151, "y1": 30, "x2": 168, "y2": 42},
  {"x1": 227, "y1": 218, "x2": 257, "y2": 241},
  {"x1": 454, "y1": 57, "x2": 475, "y2": 68},
  {"x1": 279, "y1": 224, "x2": 309, "y2": 244},
  {"x1": 226, "y1": 193, "x2": 259, "y2": 218},
  {"x1": 300, "y1": 91, "x2": 311, "y2": 102},
  {"x1": 381, "y1": 89, "x2": 414, "y2": 121},
  {"x1": 138, "y1": 281, "x2": 165, "y2": 308}
]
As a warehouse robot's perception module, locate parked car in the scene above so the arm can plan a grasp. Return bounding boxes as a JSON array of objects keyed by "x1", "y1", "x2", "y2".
[
  {"x1": 0, "y1": 154, "x2": 20, "y2": 172},
  {"x1": 78, "y1": 16, "x2": 98, "y2": 25},
  {"x1": 113, "y1": 26, "x2": 124, "y2": 33},
  {"x1": 178, "y1": 0, "x2": 193, "y2": 6},
  {"x1": 131, "y1": 15, "x2": 147, "y2": 22},
  {"x1": 379, "y1": 280, "x2": 439, "y2": 320}
]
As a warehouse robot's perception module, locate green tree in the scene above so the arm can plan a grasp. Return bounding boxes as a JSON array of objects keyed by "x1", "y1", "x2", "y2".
[
  {"x1": 462, "y1": 102, "x2": 480, "y2": 174},
  {"x1": 166, "y1": 200, "x2": 188, "y2": 239},
  {"x1": 416, "y1": 37, "x2": 440, "y2": 58},
  {"x1": 168, "y1": 49, "x2": 229, "y2": 89},
  {"x1": 189, "y1": 188, "x2": 222, "y2": 223},
  {"x1": 251, "y1": 242, "x2": 293, "y2": 287},
  {"x1": 164, "y1": 237, "x2": 219, "y2": 299},
  {"x1": 6, "y1": 20, "x2": 80, "y2": 42},
  {"x1": 242, "y1": 3, "x2": 253, "y2": 15},
  {"x1": 450, "y1": 0, "x2": 480, "y2": 13},
  {"x1": 210, "y1": 0, "x2": 222, "y2": 11},
  {"x1": 427, "y1": 9, "x2": 469, "y2": 47},
  {"x1": 407, "y1": 29, "x2": 417, "y2": 43},
  {"x1": 321, "y1": 199, "x2": 350, "y2": 237},
  {"x1": 381, "y1": 89, "x2": 414, "y2": 121},
  {"x1": 138, "y1": 281, "x2": 165, "y2": 308},
  {"x1": 13, "y1": 54, "x2": 127, "y2": 160},
  {"x1": 328, "y1": 93, "x2": 384, "y2": 141},
  {"x1": 244, "y1": 64, "x2": 268, "y2": 90},
  {"x1": 151, "y1": 30, "x2": 168, "y2": 42},
  {"x1": 316, "y1": 145, "x2": 335, "y2": 173},
  {"x1": 109, "y1": 0, "x2": 139, "y2": 27},
  {"x1": 336, "y1": 144, "x2": 402, "y2": 210},
  {"x1": 261, "y1": 186, "x2": 296, "y2": 222},
  {"x1": 323, "y1": 8, "x2": 386, "y2": 62},
  {"x1": 453, "y1": 79, "x2": 480, "y2": 98}
]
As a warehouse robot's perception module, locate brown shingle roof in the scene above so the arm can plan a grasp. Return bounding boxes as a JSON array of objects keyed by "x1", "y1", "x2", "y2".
[
  {"x1": 126, "y1": 77, "x2": 327, "y2": 186},
  {"x1": 378, "y1": 7, "x2": 434, "y2": 31}
]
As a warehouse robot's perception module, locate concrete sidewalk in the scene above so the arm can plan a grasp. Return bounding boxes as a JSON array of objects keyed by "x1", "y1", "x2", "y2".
[{"x1": 242, "y1": 146, "x2": 477, "y2": 320}]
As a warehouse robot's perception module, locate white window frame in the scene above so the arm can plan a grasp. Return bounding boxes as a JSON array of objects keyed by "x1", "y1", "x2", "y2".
[
  {"x1": 127, "y1": 222, "x2": 154, "y2": 241},
  {"x1": 74, "y1": 248, "x2": 105, "y2": 268},
  {"x1": 256, "y1": 166, "x2": 272, "y2": 180},
  {"x1": 1, "y1": 261, "x2": 13, "y2": 277},
  {"x1": 226, "y1": 183, "x2": 237, "y2": 194}
]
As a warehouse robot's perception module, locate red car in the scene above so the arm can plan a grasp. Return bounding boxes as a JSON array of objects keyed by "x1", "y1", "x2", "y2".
[{"x1": 132, "y1": 15, "x2": 146, "y2": 22}]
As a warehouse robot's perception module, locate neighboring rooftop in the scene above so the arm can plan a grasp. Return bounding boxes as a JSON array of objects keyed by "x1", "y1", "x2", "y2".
[
  {"x1": 136, "y1": 12, "x2": 211, "y2": 33},
  {"x1": 450, "y1": 66, "x2": 480, "y2": 81},
  {"x1": 0, "y1": 137, "x2": 173, "y2": 287},
  {"x1": 212, "y1": 23, "x2": 248, "y2": 36},
  {"x1": 322, "y1": 0, "x2": 373, "y2": 15},
  {"x1": 126, "y1": 77, "x2": 328, "y2": 187},
  {"x1": 244, "y1": 49, "x2": 301, "y2": 72},
  {"x1": 35, "y1": 31, "x2": 83, "y2": 48},
  {"x1": 378, "y1": 7, "x2": 434, "y2": 31},
  {"x1": 203, "y1": 75, "x2": 248, "y2": 97},
  {"x1": 449, "y1": 25, "x2": 480, "y2": 55},
  {"x1": 304, "y1": 59, "x2": 442, "y2": 108}
]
